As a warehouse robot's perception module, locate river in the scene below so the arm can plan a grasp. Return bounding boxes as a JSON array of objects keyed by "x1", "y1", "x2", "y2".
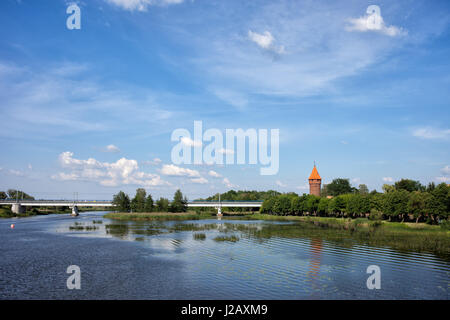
[{"x1": 0, "y1": 211, "x2": 448, "y2": 299}]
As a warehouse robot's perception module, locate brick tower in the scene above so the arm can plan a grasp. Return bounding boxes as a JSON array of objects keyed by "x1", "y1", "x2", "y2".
[{"x1": 309, "y1": 164, "x2": 322, "y2": 197}]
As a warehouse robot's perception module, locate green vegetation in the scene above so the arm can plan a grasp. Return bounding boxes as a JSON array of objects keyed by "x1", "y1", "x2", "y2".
[
  {"x1": 69, "y1": 224, "x2": 99, "y2": 231},
  {"x1": 113, "y1": 189, "x2": 188, "y2": 214},
  {"x1": 213, "y1": 235, "x2": 240, "y2": 242},
  {"x1": 193, "y1": 233, "x2": 206, "y2": 240},
  {"x1": 260, "y1": 180, "x2": 449, "y2": 225}
]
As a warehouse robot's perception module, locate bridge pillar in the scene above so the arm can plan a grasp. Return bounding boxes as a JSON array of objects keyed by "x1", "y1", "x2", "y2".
[
  {"x1": 11, "y1": 204, "x2": 25, "y2": 215},
  {"x1": 217, "y1": 206, "x2": 222, "y2": 216},
  {"x1": 71, "y1": 206, "x2": 79, "y2": 216}
]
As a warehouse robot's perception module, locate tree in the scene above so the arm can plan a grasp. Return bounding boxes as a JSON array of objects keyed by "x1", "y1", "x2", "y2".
[
  {"x1": 273, "y1": 195, "x2": 292, "y2": 215},
  {"x1": 0, "y1": 191, "x2": 7, "y2": 200},
  {"x1": 426, "y1": 182, "x2": 436, "y2": 192},
  {"x1": 383, "y1": 190, "x2": 410, "y2": 222},
  {"x1": 131, "y1": 188, "x2": 146, "y2": 213},
  {"x1": 426, "y1": 183, "x2": 450, "y2": 223},
  {"x1": 260, "y1": 197, "x2": 276, "y2": 214},
  {"x1": 170, "y1": 189, "x2": 187, "y2": 212},
  {"x1": 145, "y1": 194, "x2": 154, "y2": 212},
  {"x1": 305, "y1": 195, "x2": 320, "y2": 215},
  {"x1": 394, "y1": 179, "x2": 424, "y2": 192},
  {"x1": 7, "y1": 189, "x2": 34, "y2": 200},
  {"x1": 326, "y1": 179, "x2": 354, "y2": 196},
  {"x1": 317, "y1": 198, "x2": 330, "y2": 216},
  {"x1": 328, "y1": 195, "x2": 347, "y2": 216},
  {"x1": 346, "y1": 194, "x2": 370, "y2": 217},
  {"x1": 370, "y1": 193, "x2": 385, "y2": 212},
  {"x1": 382, "y1": 184, "x2": 395, "y2": 193},
  {"x1": 112, "y1": 191, "x2": 130, "y2": 212},
  {"x1": 408, "y1": 191, "x2": 431, "y2": 223},
  {"x1": 358, "y1": 184, "x2": 369, "y2": 195},
  {"x1": 291, "y1": 194, "x2": 307, "y2": 215},
  {"x1": 156, "y1": 197, "x2": 169, "y2": 212}
]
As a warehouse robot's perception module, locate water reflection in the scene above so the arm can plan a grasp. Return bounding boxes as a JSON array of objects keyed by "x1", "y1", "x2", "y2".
[
  {"x1": 54, "y1": 216, "x2": 450, "y2": 299},
  {"x1": 307, "y1": 238, "x2": 323, "y2": 296}
]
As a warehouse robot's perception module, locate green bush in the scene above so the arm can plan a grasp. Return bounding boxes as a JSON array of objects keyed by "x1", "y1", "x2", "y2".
[{"x1": 369, "y1": 209, "x2": 383, "y2": 221}]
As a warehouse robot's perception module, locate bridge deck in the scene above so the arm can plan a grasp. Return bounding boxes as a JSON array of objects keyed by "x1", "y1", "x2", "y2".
[{"x1": 0, "y1": 200, "x2": 263, "y2": 208}]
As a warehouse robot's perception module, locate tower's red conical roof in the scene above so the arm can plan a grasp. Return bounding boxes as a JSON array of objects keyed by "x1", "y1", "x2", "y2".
[{"x1": 309, "y1": 165, "x2": 321, "y2": 180}]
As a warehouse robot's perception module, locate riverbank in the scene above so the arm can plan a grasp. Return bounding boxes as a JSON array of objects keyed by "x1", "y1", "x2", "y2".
[{"x1": 237, "y1": 214, "x2": 450, "y2": 257}]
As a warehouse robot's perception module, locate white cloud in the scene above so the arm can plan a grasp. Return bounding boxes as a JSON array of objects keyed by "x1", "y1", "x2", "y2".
[
  {"x1": 208, "y1": 170, "x2": 222, "y2": 178},
  {"x1": 351, "y1": 177, "x2": 361, "y2": 184},
  {"x1": 382, "y1": 177, "x2": 394, "y2": 182},
  {"x1": 436, "y1": 165, "x2": 450, "y2": 183},
  {"x1": 102, "y1": 144, "x2": 120, "y2": 153},
  {"x1": 346, "y1": 9, "x2": 407, "y2": 37},
  {"x1": 0, "y1": 62, "x2": 174, "y2": 141},
  {"x1": 181, "y1": 137, "x2": 202, "y2": 147},
  {"x1": 223, "y1": 177, "x2": 236, "y2": 188},
  {"x1": 248, "y1": 30, "x2": 285, "y2": 54},
  {"x1": 160, "y1": 164, "x2": 200, "y2": 177},
  {"x1": 441, "y1": 165, "x2": 450, "y2": 175},
  {"x1": 412, "y1": 127, "x2": 450, "y2": 140},
  {"x1": 190, "y1": 177, "x2": 208, "y2": 184},
  {"x1": 52, "y1": 151, "x2": 169, "y2": 187},
  {"x1": 275, "y1": 180, "x2": 287, "y2": 187},
  {"x1": 27, "y1": 164, "x2": 32, "y2": 170},
  {"x1": 105, "y1": 0, "x2": 184, "y2": 12}
]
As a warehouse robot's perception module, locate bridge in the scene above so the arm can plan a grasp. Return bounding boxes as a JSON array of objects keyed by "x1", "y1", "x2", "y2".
[{"x1": 0, "y1": 200, "x2": 263, "y2": 216}]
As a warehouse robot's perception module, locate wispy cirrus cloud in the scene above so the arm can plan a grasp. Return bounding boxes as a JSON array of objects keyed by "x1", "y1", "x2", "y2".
[
  {"x1": 0, "y1": 61, "x2": 174, "y2": 140},
  {"x1": 412, "y1": 127, "x2": 450, "y2": 140},
  {"x1": 105, "y1": 0, "x2": 184, "y2": 12}
]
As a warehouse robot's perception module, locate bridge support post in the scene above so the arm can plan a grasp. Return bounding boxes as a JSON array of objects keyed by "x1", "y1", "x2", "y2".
[
  {"x1": 71, "y1": 206, "x2": 79, "y2": 216},
  {"x1": 217, "y1": 206, "x2": 222, "y2": 217},
  {"x1": 11, "y1": 204, "x2": 25, "y2": 215}
]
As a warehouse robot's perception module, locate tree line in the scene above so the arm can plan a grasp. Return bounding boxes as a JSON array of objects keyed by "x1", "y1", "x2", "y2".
[
  {"x1": 261, "y1": 179, "x2": 450, "y2": 224},
  {"x1": 0, "y1": 189, "x2": 35, "y2": 200},
  {"x1": 112, "y1": 188, "x2": 187, "y2": 213}
]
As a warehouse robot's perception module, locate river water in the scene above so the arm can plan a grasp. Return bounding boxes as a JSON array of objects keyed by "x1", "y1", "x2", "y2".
[{"x1": 0, "y1": 211, "x2": 448, "y2": 299}]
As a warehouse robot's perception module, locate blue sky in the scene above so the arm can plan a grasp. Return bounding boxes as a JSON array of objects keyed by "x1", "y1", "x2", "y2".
[{"x1": 0, "y1": 0, "x2": 449, "y2": 200}]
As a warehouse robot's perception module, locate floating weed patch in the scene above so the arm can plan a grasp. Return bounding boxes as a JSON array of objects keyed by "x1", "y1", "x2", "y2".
[
  {"x1": 214, "y1": 235, "x2": 239, "y2": 242},
  {"x1": 92, "y1": 220, "x2": 103, "y2": 224},
  {"x1": 69, "y1": 225, "x2": 85, "y2": 231},
  {"x1": 170, "y1": 223, "x2": 218, "y2": 232},
  {"x1": 193, "y1": 233, "x2": 206, "y2": 240},
  {"x1": 135, "y1": 237, "x2": 145, "y2": 241},
  {"x1": 69, "y1": 225, "x2": 98, "y2": 231}
]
